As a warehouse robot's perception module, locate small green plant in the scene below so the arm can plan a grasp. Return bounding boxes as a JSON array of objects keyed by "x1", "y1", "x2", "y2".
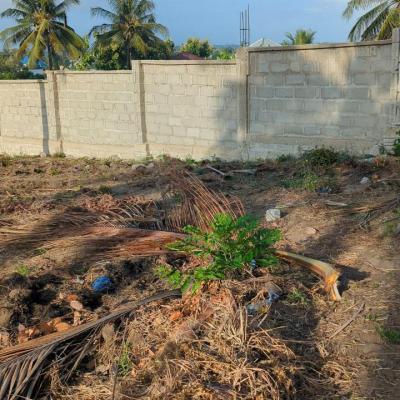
[
  {"x1": 33, "y1": 248, "x2": 47, "y2": 256},
  {"x1": 118, "y1": 342, "x2": 134, "y2": 376},
  {"x1": 1, "y1": 155, "x2": 12, "y2": 167},
  {"x1": 276, "y1": 154, "x2": 297, "y2": 163},
  {"x1": 16, "y1": 264, "x2": 32, "y2": 277},
  {"x1": 50, "y1": 169, "x2": 61, "y2": 176},
  {"x1": 281, "y1": 170, "x2": 319, "y2": 191},
  {"x1": 301, "y1": 147, "x2": 339, "y2": 167},
  {"x1": 156, "y1": 213, "x2": 281, "y2": 293},
  {"x1": 393, "y1": 130, "x2": 400, "y2": 156},
  {"x1": 52, "y1": 151, "x2": 66, "y2": 158},
  {"x1": 183, "y1": 156, "x2": 199, "y2": 166},
  {"x1": 365, "y1": 313, "x2": 379, "y2": 322},
  {"x1": 286, "y1": 288, "x2": 309, "y2": 305},
  {"x1": 376, "y1": 324, "x2": 400, "y2": 344}
]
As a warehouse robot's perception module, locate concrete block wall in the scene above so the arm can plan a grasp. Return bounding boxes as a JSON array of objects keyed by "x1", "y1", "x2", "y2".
[
  {"x1": 138, "y1": 61, "x2": 239, "y2": 159},
  {"x1": 53, "y1": 71, "x2": 146, "y2": 158},
  {"x1": 247, "y1": 41, "x2": 396, "y2": 158},
  {"x1": 0, "y1": 80, "x2": 48, "y2": 154},
  {"x1": 0, "y1": 31, "x2": 399, "y2": 160}
]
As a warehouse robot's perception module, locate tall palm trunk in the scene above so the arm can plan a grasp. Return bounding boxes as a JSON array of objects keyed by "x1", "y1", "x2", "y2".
[
  {"x1": 46, "y1": 42, "x2": 54, "y2": 70},
  {"x1": 126, "y1": 44, "x2": 131, "y2": 69}
]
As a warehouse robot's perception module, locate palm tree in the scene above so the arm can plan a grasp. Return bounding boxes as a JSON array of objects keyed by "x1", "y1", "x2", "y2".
[
  {"x1": 90, "y1": 0, "x2": 168, "y2": 69},
  {"x1": 282, "y1": 29, "x2": 316, "y2": 46},
  {"x1": 0, "y1": 0, "x2": 85, "y2": 70},
  {"x1": 344, "y1": 0, "x2": 400, "y2": 41}
]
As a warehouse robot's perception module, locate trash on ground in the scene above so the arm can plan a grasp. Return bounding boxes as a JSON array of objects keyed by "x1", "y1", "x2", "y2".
[
  {"x1": 265, "y1": 208, "x2": 281, "y2": 222},
  {"x1": 360, "y1": 177, "x2": 371, "y2": 185},
  {"x1": 92, "y1": 276, "x2": 113, "y2": 293}
]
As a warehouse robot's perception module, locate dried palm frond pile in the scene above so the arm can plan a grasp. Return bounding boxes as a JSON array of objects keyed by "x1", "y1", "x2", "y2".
[
  {"x1": 0, "y1": 291, "x2": 181, "y2": 400},
  {"x1": 0, "y1": 170, "x2": 244, "y2": 248},
  {"x1": 162, "y1": 169, "x2": 245, "y2": 232},
  {"x1": 352, "y1": 195, "x2": 400, "y2": 228},
  {"x1": 118, "y1": 290, "x2": 297, "y2": 400},
  {"x1": 0, "y1": 170, "x2": 246, "y2": 399},
  {"x1": 0, "y1": 168, "x2": 345, "y2": 399}
]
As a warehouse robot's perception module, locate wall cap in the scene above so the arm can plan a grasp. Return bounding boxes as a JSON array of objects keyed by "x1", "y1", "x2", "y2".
[
  {"x1": 0, "y1": 79, "x2": 46, "y2": 83},
  {"x1": 246, "y1": 39, "x2": 392, "y2": 53},
  {"x1": 135, "y1": 60, "x2": 237, "y2": 66}
]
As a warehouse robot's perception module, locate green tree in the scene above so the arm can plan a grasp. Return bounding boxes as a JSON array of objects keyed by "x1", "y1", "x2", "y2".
[
  {"x1": 90, "y1": 0, "x2": 168, "y2": 69},
  {"x1": 145, "y1": 38, "x2": 175, "y2": 60},
  {"x1": 212, "y1": 47, "x2": 235, "y2": 60},
  {"x1": 343, "y1": 0, "x2": 400, "y2": 41},
  {"x1": 0, "y1": 50, "x2": 44, "y2": 79},
  {"x1": 74, "y1": 36, "x2": 125, "y2": 70},
  {"x1": 180, "y1": 38, "x2": 213, "y2": 58},
  {"x1": 0, "y1": 0, "x2": 85, "y2": 70},
  {"x1": 282, "y1": 29, "x2": 316, "y2": 45}
]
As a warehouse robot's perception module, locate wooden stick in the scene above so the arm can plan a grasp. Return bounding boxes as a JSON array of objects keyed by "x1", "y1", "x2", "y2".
[{"x1": 328, "y1": 302, "x2": 365, "y2": 340}]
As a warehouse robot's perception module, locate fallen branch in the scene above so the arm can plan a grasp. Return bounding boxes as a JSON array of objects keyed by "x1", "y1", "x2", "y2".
[
  {"x1": 0, "y1": 290, "x2": 181, "y2": 400},
  {"x1": 328, "y1": 302, "x2": 365, "y2": 339},
  {"x1": 275, "y1": 250, "x2": 342, "y2": 301}
]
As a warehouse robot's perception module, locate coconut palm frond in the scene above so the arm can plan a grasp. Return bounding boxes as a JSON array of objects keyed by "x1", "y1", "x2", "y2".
[
  {"x1": 90, "y1": 0, "x2": 168, "y2": 68},
  {"x1": 282, "y1": 29, "x2": 316, "y2": 45},
  {"x1": 0, "y1": 0, "x2": 83, "y2": 69},
  {"x1": 343, "y1": 0, "x2": 384, "y2": 19},
  {"x1": 377, "y1": 7, "x2": 400, "y2": 38},
  {"x1": 164, "y1": 170, "x2": 245, "y2": 232},
  {"x1": 0, "y1": 290, "x2": 181, "y2": 400},
  {"x1": 344, "y1": 0, "x2": 400, "y2": 41}
]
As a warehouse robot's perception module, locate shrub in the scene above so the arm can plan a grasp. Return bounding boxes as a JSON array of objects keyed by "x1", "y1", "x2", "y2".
[
  {"x1": 393, "y1": 131, "x2": 400, "y2": 156},
  {"x1": 281, "y1": 170, "x2": 320, "y2": 191},
  {"x1": 156, "y1": 213, "x2": 281, "y2": 292},
  {"x1": 301, "y1": 147, "x2": 340, "y2": 167}
]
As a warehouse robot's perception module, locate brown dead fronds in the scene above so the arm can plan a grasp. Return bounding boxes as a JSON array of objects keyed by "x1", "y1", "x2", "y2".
[
  {"x1": 163, "y1": 169, "x2": 245, "y2": 232},
  {"x1": 0, "y1": 290, "x2": 181, "y2": 400},
  {"x1": 121, "y1": 293, "x2": 297, "y2": 400}
]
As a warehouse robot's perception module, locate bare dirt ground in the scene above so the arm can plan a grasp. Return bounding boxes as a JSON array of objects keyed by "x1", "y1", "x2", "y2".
[{"x1": 0, "y1": 153, "x2": 399, "y2": 399}]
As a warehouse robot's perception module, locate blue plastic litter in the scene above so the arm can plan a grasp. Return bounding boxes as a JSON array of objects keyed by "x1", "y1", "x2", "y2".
[
  {"x1": 250, "y1": 259, "x2": 257, "y2": 270},
  {"x1": 92, "y1": 276, "x2": 113, "y2": 293},
  {"x1": 266, "y1": 292, "x2": 280, "y2": 305}
]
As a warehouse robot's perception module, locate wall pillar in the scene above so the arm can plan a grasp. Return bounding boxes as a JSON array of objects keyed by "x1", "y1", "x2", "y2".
[
  {"x1": 236, "y1": 47, "x2": 250, "y2": 160},
  {"x1": 132, "y1": 60, "x2": 150, "y2": 157},
  {"x1": 44, "y1": 71, "x2": 63, "y2": 154},
  {"x1": 391, "y1": 29, "x2": 400, "y2": 126}
]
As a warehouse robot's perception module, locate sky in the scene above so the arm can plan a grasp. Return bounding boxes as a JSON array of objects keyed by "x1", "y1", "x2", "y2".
[{"x1": 0, "y1": 0, "x2": 359, "y2": 46}]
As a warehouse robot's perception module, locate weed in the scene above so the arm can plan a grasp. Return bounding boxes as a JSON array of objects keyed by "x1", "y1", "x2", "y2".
[
  {"x1": 98, "y1": 185, "x2": 112, "y2": 194},
  {"x1": 16, "y1": 264, "x2": 33, "y2": 277},
  {"x1": 281, "y1": 170, "x2": 319, "y2": 191},
  {"x1": 286, "y1": 288, "x2": 309, "y2": 305},
  {"x1": 1, "y1": 155, "x2": 12, "y2": 167},
  {"x1": 33, "y1": 248, "x2": 47, "y2": 256},
  {"x1": 277, "y1": 154, "x2": 297, "y2": 163},
  {"x1": 383, "y1": 221, "x2": 399, "y2": 236},
  {"x1": 50, "y1": 169, "x2": 61, "y2": 176},
  {"x1": 393, "y1": 130, "x2": 400, "y2": 156},
  {"x1": 118, "y1": 342, "x2": 133, "y2": 376},
  {"x1": 365, "y1": 313, "x2": 379, "y2": 322},
  {"x1": 52, "y1": 151, "x2": 66, "y2": 158},
  {"x1": 376, "y1": 324, "x2": 400, "y2": 344},
  {"x1": 156, "y1": 213, "x2": 281, "y2": 293},
  {"x1": 183, "y1": 156, "x2": 199, "y2": 166},
  {"x1": 301, "y1": 147, "x2": 339, "y2": 167}
]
